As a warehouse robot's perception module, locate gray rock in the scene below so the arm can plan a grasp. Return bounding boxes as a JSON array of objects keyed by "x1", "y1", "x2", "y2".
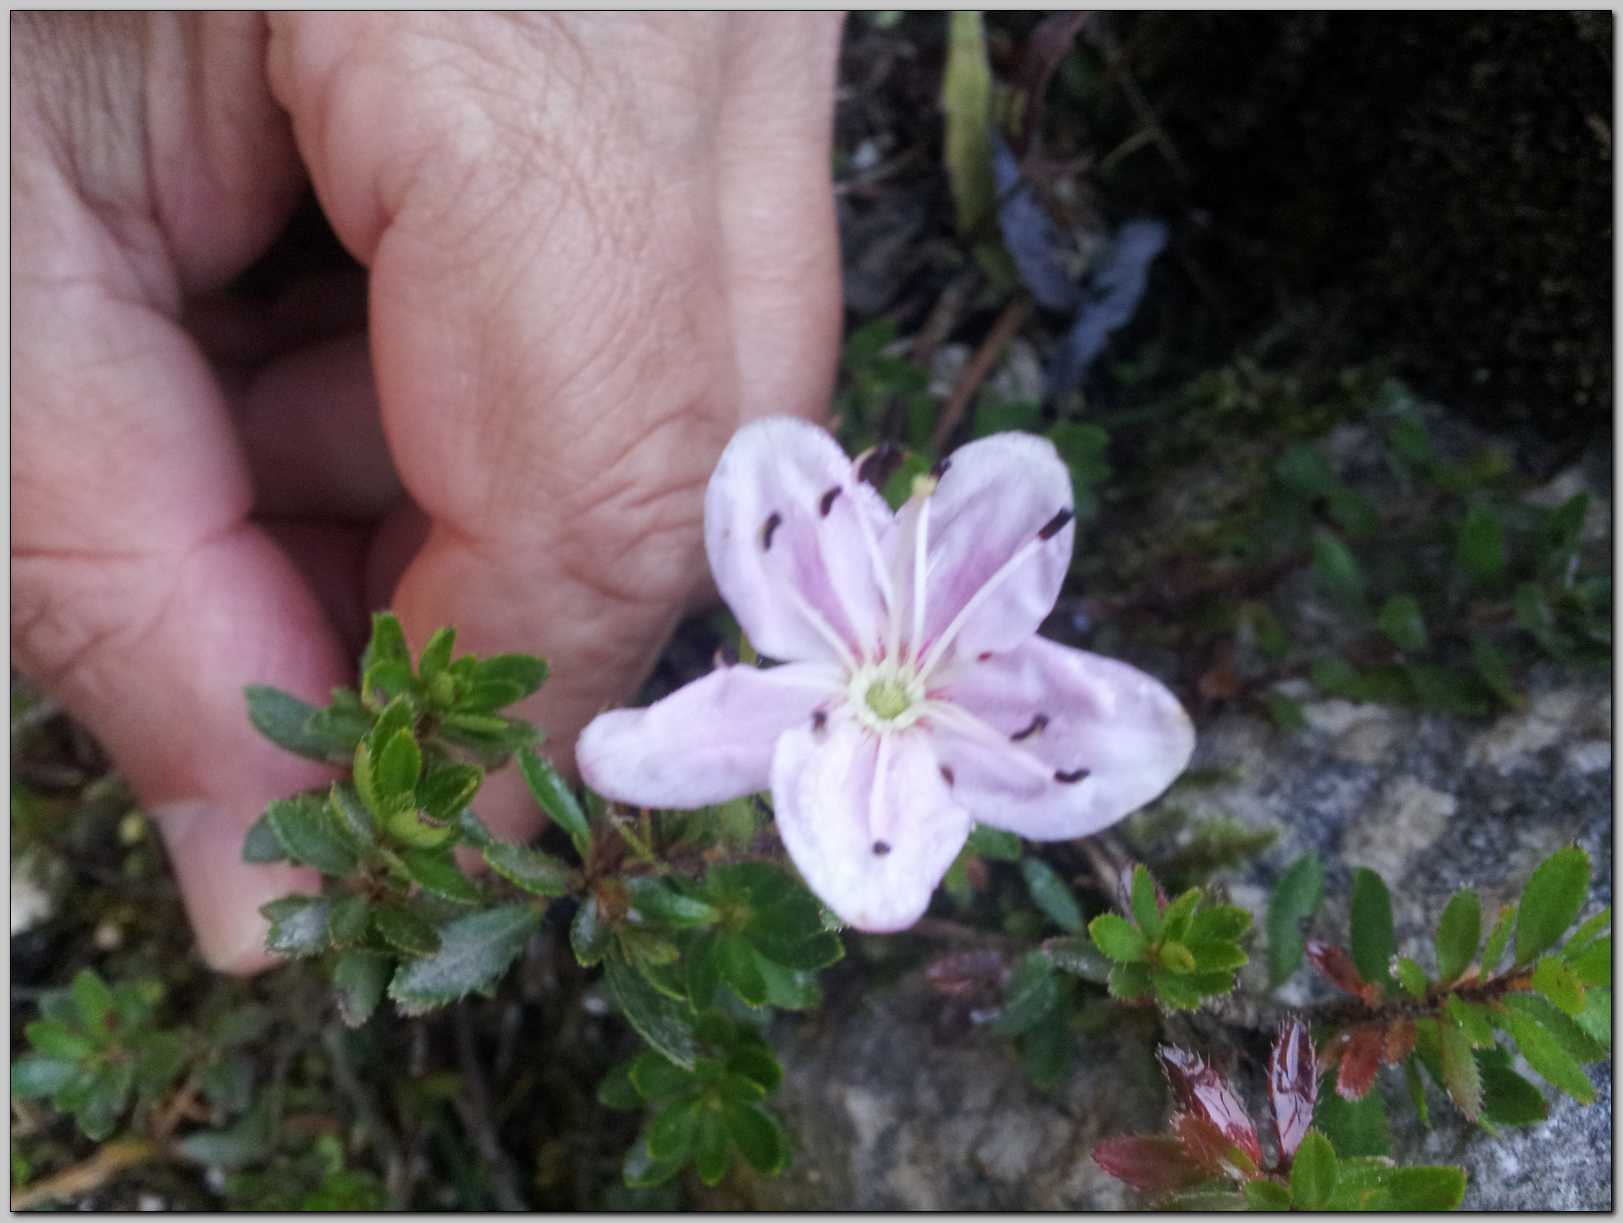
[{"x1": 741, "y1": 664, "x2": 1610, "y2": 1209}]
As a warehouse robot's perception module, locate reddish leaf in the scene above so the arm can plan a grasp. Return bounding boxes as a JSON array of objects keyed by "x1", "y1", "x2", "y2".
[
  {"x1": 1093, "y1": 1135, "x2": 1207, "y2": 1192},
  {"x1": 1171, "y1": 1112, "x2": 1258, "y2": 1179},
  {"x1": 1267, "y1": 1018, "x2": 1317, "y2": 1161},
  {"x1": 1306, "y1": 939, "x2": 1381, "y2": 1004},
  {"x1": 1383, "y1": 1017, "x2": 1417, "y2": 1065},
  {"x1": 1156, "y1": 1046, "x2": 1262, "y2": 1166},
  {"x1": 925, "y1": 949, "x2": 1010, "y2": 999},
  {"x1": 1335, "y1": 1025, "x2": 1385, "y2": 1100}
]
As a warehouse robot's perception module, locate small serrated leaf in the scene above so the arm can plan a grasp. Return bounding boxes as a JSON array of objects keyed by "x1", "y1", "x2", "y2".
[
  {"x1": 1349, "y1": 868, "x2": 1395, "y2": 992},
  {"x1": 1020, "y1": 856, "x2": 1084, "y2": 933},
  {"x1": 1497, "y1": 1001, "x2": 1596, "y2": 1103},
  {"x1": 388, "y1": 905, "x2": 541, "y2": 1017},
  {"x1": 262, "y1": 895, "x2": 333, "y2": 958},
  {"x1": 1438, "y1": 1016, "x2": 1482, "y2": 1121},
  {"x1": 483, "y1": 841, "x2": 577, "y2": 897},
  {"x1": 723, "y1": 1100, "x2": 789, "y2": 1174},
  {"x1": 1267, "y1": 852, "x2": 1324, "y2": 985},
  {"x1": 603, "y1": 952, "x2": 700, "y2": 1070},
  {"x1": 399, "y1": 849, "x2": 482, "y2": 905},
  {"x1": 266, "y1": 795, "x2": 357, "y2": 876},
  {"x1": 517, "y1": 749, "x2": 590, "y2": 858},
  {"x1": 1531, "y1": 955, "x2": 1587, "y2": 1016},
  {"x1": 1515, "y1": 846, "x2": 1590, "y2": 965},
  {"x1": 1481, "y1": 903, "x2": 1516, "y2": 972},
  {"x1": 373, "y1": 904, "x2": 442, "y2": 957},
  {"x1": 1089, "y1": 914, "x2": 1148, "y2": 963},
  {"x1": 1434, "y1": 888, "x2": 1481, "y2": 984},
  {"x1": 333, "y1": 950, "x2": 391, "y2": 1028},
  {"x1": 1289, "y1": 1130, "x2": 1338, "y2": 1210}
]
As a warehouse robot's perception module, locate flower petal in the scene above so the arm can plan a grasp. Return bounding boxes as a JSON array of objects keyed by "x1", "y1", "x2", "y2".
[
  {"x1": 576, "y1": 662, "x2": 840, "y2": 809},
  {"x1": 705, "y1": 417, "x2": 893, "y2": 664},
  {"x1": 928, "y1": 636, "x2": 1194, "y2": 839},
  {"x1": 894, "y1": 432, "x2": 1074, "y2": 671},
  {"x1": 770, "y1": 719, "x2": 972, "y2": 932}
]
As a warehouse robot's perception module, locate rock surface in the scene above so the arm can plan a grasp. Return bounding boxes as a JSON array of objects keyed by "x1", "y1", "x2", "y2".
[{"x1": 738, "y1": 664, "x2": 1610, "y2": 1210}]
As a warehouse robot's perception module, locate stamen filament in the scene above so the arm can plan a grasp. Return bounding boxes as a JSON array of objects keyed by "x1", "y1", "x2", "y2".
[
  {"x1": 916, "y1": 532, "x2": 1048, "y2": 682},
  {"x1": 784, "y1": 584, "x2": 859, "y2": 673},
  {"x1": 910, "y1": 495, "x2": 930, "y2": 665}
]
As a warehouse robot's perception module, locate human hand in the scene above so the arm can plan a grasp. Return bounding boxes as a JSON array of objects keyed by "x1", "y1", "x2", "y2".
[{"x1": 11, "y1": 12, "x2": 844, "y2": 972}]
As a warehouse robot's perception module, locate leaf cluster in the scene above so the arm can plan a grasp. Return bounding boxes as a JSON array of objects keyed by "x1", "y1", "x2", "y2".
[{"x1": 1086, "y1": 864, "x2": 1252, "y2": 1010}]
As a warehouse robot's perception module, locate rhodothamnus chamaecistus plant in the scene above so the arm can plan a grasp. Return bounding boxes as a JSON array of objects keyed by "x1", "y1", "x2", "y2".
[{"x1": 577, "y1": 417, "x2": 1195, "y2": 931}]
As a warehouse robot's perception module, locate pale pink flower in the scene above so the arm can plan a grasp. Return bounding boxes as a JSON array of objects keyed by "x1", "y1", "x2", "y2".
[{"x1": 576, "y1": 418, "x2": 1194, "y2": 932}]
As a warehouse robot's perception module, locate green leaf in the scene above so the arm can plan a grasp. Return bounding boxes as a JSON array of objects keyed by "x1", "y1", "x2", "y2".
[
  {"x1": 1265, "y1": 691, "x2": 1308, "y2": 731},
  {"x1": 1567, "y1": 935, "x2": 1611, "y2": 987},
  {"x1": 941, "y1": 11, "x2": 994, "y2": 239},
  {"x1": 1311, "y1": 529, "x2": 1365, "y2": 604},
  {"x1": 1376, "y1": 594, "x2": 1428, "y2": 652},
  {"x1": 1501, "y1": 993, "x2": 1607, "y2": 1063},
  {"x1": 1158, "y1": 888, "x2": 1202, "y2": 942},
  {"x1": 1315, "y1": 1078, "x2": 1390, "y2": 1157},
  {"x1": 374, "y1": 727, "x2": 423, "y2": 805},
  {"x1": 517, "y1": 749, "x2": 590, "y2": 858},
  {"x1": 717, "y1": 934, "x2": 769, "y2": 1007},
  {"x1": 570, "y1": 896, "x2": 612, "y2": 967},
  {"x1": 1477, "y1": 1047, "x2": 1548, "y2": 1126},
  {"x1": 69, "y1": 970, "x2": 115, "y2": 1032},
  {"x1": 242, "y1": 814, "x2": 287, "y2": 864},
  {"x1": 627, "y1": 877, "x2": 721, "y2": 928},
  {"x1": 1481, "y1": 903, "x2": 1516, "y2": 972},
  {"x1": 399, "y1": 849, "x2": 482, "y2": 905},
  {"x1": 482, "y1": 841, "x2": 577, "y2": 897},
  {"x1": 262, "y1": 895, "x2": 333, "y2": 958},
  {"x1": 1404, "y1": 1057, "x2": 1430, "y2": 1129},
  {"x1": 1129, "y1": 865, "x2": 1162, "y2": 939},
  {"x1": 361, "y1": 611, "x2": 410, "y2": 672},
  {"x1": 388, "y1": 904, "x2": 542, "y2": 1017},
  {"x1": 1573, "y1": 986, "x2": 1610, "y2": 1048},
  {"x1": 372, "y1": 904, "x2": 441, "y2": 957},
  {"x1": 333, "y1": 950, "x2": 391, "y2": 1028},
  {"x1": 1498, "y1": 1001, "x2": 1596, "y2": 1102},
  {"x1": 1393, "y1": 957, "x2": 1429, "y2": 1000},
  {"x1": 416, "y1": 764, "x2": 482, "y2": 825},
  {"x1": 751, "y1": 929, "x2": 843, "y2": 972},
  {"x1": 1157, "y1": 941, "x2": 1197, "y2": 974},
  {"x1": 1289, "y1": 1130, "x2": 1338, "y2": 1210},
  {"x1": 1380, "y1": 1166, "x2": 1466, "y2": 1210},
  {"x1": 596, "y1": 1062, "x2": 643, "y2": 1112},
  {"x1": 1434, "y1": 888, "x2": 1481, "y2": 984},
  {"x1": 1275, "y1": 441, "x2": 1338, "y2": 498},
  {"x1": 647, "y1": 1100, "x2": 700, "y2": 1164},
  {"x1": 1531, "y1": 955, "x2": 1586, "y2": 1016},
  {"x1": 960, "y1": 822, "x2": 1021, "y2": 862},
  {"x1": 693, "y1": 1107, "x2": 731, "y2": 1187},
  {"x1": 604, "y1": 953, "x2": 700, "y2": 1070},
  {"x1": 1565, "y1": 905, "x2": 1612, "y2": 956},
  {"x1": 417, "y1": 626, "x2": 456, "y2": 685},
  {"x1": 756, "y1": 959, "x2": 823, "y2": 1011},
  {"x1": 1444, "y1": 996, "x2": 1496, "y2": 1048},
  {"x1": 244, "y1": 684, "x2": 354, "y2": 763},
  {"x1": 1470, "y1": 636, "x2": 1522, "y2": 709},
  {"x1": 727, "y1": 1043, "x2": 782, "y2": 1095},
  {"x1": 685, "y1": 933, "x2": 722, "y2": 1013},
  {"x1": 1019, "y1": 856, "x2": 1084, "y2": 934},
  {"x1": 459, "y1": 653, "x2": 550, "y2": 712},
  {"x1": 1455, "y1": 504, "x2": 1505, "y2": 584},
  {"x1": 629, "y1": 1051, "x2": 696, "y2": 1102},
  {"x1": 621, "y1": 1135, "x2": 684, "y2": 1189},
  {"x1": 1106, "y1": 961, "x2": 1152, "y2": 1001},
  {"x1": 1244, "y1": 1180, "x2": 1293, "y2": 1211},
  {"x1": 1515, "y1": 846, "x2": 1590, "y2": 965},
  {"x1": 266, "y1": 795, "x2": 357, "y2": 876},
  {"x1": 1267, "y1": 852, "x2": 1325, "y2": 985},
  {"x1": 724, "y1": 1100, "x2": 789, "y2": 1174},
  {"x1": 1349, "y1": 868, "x2": 1395, "y2": 992},
  {"x1": 327, "y1": 894, "x2": 372, "y2": 947},
  {"x1": 12, "y1": 1055, "x2": 80, "y2": 1097},
  {"x1": 995, "y1": 951, "x2": 1062, "y2": 1036},
  {"x1": 326, "y1": 784, "x2": 375, "y2": 850},
  {"x1": 1152, "y1": 972, "x2": 1206, "y2": 1011},
  {"x1": 1438, "y1": 1015, "x2": 1481, "y2": 1121},
  {"x1": 1089, "y1": 914, "x2": 1148, "y2": 963}
]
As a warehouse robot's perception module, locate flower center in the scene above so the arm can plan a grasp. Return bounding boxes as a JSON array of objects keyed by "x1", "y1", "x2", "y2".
[{"x1": 864, "y1": 677, "x2": 911, "y2": 720}]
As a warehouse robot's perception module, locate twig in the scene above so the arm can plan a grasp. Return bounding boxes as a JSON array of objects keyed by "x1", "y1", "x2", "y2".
[
  {"x1": 930, "y1": 298, "x2": 1033, "y2": 453},
  {"x1": 320, "y1": 1027, "x2": 404, "y2": 1196},
  {"x1": 11, "y1": 1137, "x2": 157, "y2": 1210},
  {"x1": 452, "y1": 1009, "x2": 526, "y2": 1212}
]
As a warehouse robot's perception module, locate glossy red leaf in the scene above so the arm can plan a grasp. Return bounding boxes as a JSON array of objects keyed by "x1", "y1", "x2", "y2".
[
  {"x1": 1305, "y1": 939, "x2": 1381, "y2": 1004},
  {"x1": 1335, "y1": 1025, "x2": 1386, "y2": 1100},
  {"x1": 1156, "y1": 1046, "x2": 1262, "y2": 1166},
  {"x1": 1171, "y1": 1112, "x2": 1259, "y2": 1180},
  {"x1": 1093, "y1": 1135, "x2": 1207, "y2": 1192},
  {"x1": 1267, "y1": 1018, "x2": 1317, "y2": 1161}
]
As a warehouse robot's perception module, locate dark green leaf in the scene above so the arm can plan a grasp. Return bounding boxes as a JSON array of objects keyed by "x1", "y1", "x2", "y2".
[
  {"x1": 174, "y1": 1102, "x2": 276, "y2": 1170},
  {"x1": 1089, "y1": 914, "x2": 1148, "y2": 963},
  {"x1": 1470, "y1": 637, "x2": 1522, "y2": 709},
  {"x1": 1265, "y1": 691, "x2": 1308, "y2": 731},
  {"x1": 629, "y1": 1051, "x2": 696, "y2": 1102},
  {"x1": 1501, "y1": 993, "x2": 1607, "y2": 1063},
  {"x1": 1438, "y1": 1015, "x2": 1481, "y2": 1121},
  {"x1": 389, "y1": 904, "x2": 541, "y2": 1017},
  {"x1": 570, "y1": 896, "x2": 611, "y2": 967},
  {"x1": 685, "y1": 933, "x2": 722, "y2": 1013},
  {"x1": 717, "y1": 934, "x2": 769, "y2": 1007},
  {"x1": 1531, "y1": 956, "x2": 1586, "y2": 1016},
  {"x1": 372, "y1": 904, "x2": 441, "y2": 957},
  {"x1": 1481, "y1": 903, "x2": 1516, "y2": 973},
  {"x1": 69, "y1": 970, "x2": 115, "y2": 1032},
  {"x1": 1289, "y1": 1130, "x2": 1337, "y2": 1209},
  {"x1": 1267, "y1": 852, "x2": 1324, "y2": 985},
  {"x1": 1564, "y1": 905, "x2": 1612, "y2": 957},
  {"x1": 647, "y1": 1100, "x2": 699, "y2": 1164},
  {"x1": 1315, "y1": 1077, "x2": 1389, "y2": 1157},
  {"x1": 361, "y1": 611, "x2": 410, "y2": 672},
  {"x1": 1380, "y1": 1166, "x2": 1466, "y2": 1210},
  {"x1": 266, "y1": 795, "x2": 357, "y2": 876},
  {"x1": 1275, "y1": 442, "x2": 1338, "y2": 498},
  {"x1": 604, "y1": 953, "x2": 699, "y2": 1070},
  {"x1": 724, "y1": 1100, "x2": 789, "y2": 1174},
  {"x1": 11, "y1": 1055, "x2": 80, "y2": 1097},
  {"x1": 1477, "y1": 1047, "x2": 1548, "y2": 1127},
  {"x1": 754, "y1": 957, "x2": 823, "y2": 1011},
  {"x1": 1455, "y1": 504, "x2": 1505, "y2": 584},
  {"x1": 399, "y1": 849, "x2": 482, "y2": 904},
  {"x1": 1498, "y1": 1002, "x2": 1595, "y2": 1102},
  {"x1": 242, "y1": 814, "x2": 287, "y2": 864},
  {"x1": 517, "y1": 749, "x2": 590, "y2": 857},
  {"x1": 1567, "y1": 936, "x2": 1611, "y2": 987},
  {"x1": 1434, "y1": 888, "x2": 1481, "y2": 984},
  {"x1": 333, "y1": 950, "x2": 391, "y2": 1027},
  {"x1": 995, "y1": 951, "x2": 1061, "y2": 1036},
  {"x1": 964, "y1": 823, "x2": 1022, "y2": 862},
  {"x1": 416, "y1": 764, "x2": 483, "y2": 825},
  {"x1": 326, "y1": 784, "x2": 374, "y2": 850},
  {"x1": 1311, "y1": 529, "x2": 1365, "y2": 604},
  {"x1": 374, "y1": 728, "x2": 423, "y2": 805},
  {"x1": 1045, "y1": 935, "x2": 1112, "y2": 984},
  {"x1": 727, "y1": 1044, "x2": 782, "y2": 1095},
  {"x1": 1404, "y1": 1057, "x2": 1430, "y2": 1129},
  {"x1": 1244, "y1": 1180, "x2": 1293, "y2": 1211},
  {"x1": 1444, "y1": 996, "x2": 1496, "y2": 1048},
  {"x1": 1376, "y1": 594, "x2": 1428, "y2": 652},
  {"x1": 621, "y1": 1135, "x2": 684, "y2": 1189},
  {"x1": 262, "y1": 895, "x2": 333, "y2": 958},
  {"x1": 1129, "y1": 864, "x2": 1161, "y2": 939},
  {"x1": 1349, "y1": 868, "x2": 1395, "y2": 992},
  {"x1": 693, "y1": 1107, "x2": 731, "y2": 1187},
  {"x1": 483, "y1": 841, "x2": 577, "y2": 897},
  {"x1": 244, "y1": 684, "x2": 352, "y2": 763},
  {"x1": 460, "y1": 654, "x2": 549, "y2": 711},
  {"x1": 1393, "y1": 957, "x2": 1429, "y2": 1000},
  {"x1": 1020, "y1": 857, "x2": 1084, "y2": 933},
  {"x1": 596, "y1": 1061, "x2": 643, "y2": 1111},
  {"x1": 24, "y1": 1018, "x2": 93, "y2": 1062},
  {"x1": 627, "y1": 877, "x2": 720, "y2": 928},
  {"x1": 1515, "y1": 846, "x2": 1590, "y2": 965},
  {"x1": 751, "y1": 929, "x2": 843, "y2": 972},
  {"x1": 327, "y1": 895, "x2": 372, "y2": 947}
]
